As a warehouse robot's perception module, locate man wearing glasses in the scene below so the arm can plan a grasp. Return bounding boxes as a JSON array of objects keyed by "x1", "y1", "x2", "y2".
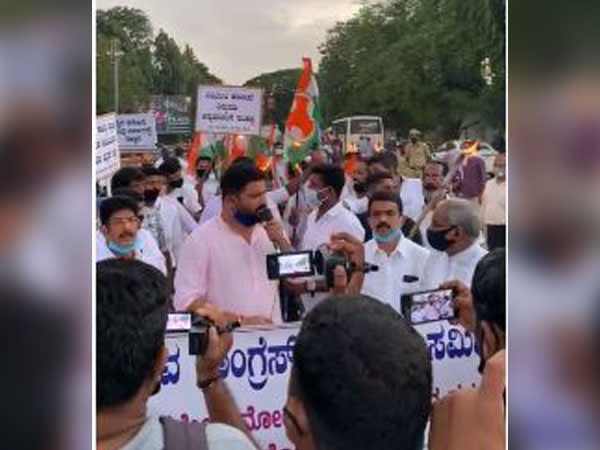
[{"x1": 96, "y1": 195, "x2": 167, "y2": 275}]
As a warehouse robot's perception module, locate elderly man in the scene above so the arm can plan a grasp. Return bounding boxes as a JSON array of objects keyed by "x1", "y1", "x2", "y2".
[{"x1": 423, "y1": 198, "x2": 487, "y2": 288}]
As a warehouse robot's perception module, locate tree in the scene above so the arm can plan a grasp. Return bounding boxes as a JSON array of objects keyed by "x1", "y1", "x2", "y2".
[
  {"x1": 317, "y1": 0, "x2": 506, "y2": 138},
  {"x1": 96, "y1": 7, "x2": 154, "y2": 114},
  {"x1": 244, "y1": 69, "x2": 302, "y2": 133}
]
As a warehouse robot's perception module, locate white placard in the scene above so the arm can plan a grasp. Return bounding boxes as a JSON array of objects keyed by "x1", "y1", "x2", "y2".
[
  {"x1": 117, "y1": 113, "x2": 157, "y2": 150},
  {"x1": 96, "y1": 113, "x2": 120, "y2": 180},
  {"x1": 150, "y1": 322, "x2": 479, "y2": 450},
  {"x1": 195, "y1": 85, "x2": 263, "y2": 135}
]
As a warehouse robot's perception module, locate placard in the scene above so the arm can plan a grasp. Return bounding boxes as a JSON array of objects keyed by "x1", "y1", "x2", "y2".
[
  {"x1": 195, "y1": 85, "x2": 263, "y2": 135},
  {"x1": 117, "y1": 113, "x2": 157, "y2": 150},
  {"x1": 151, "y1": 96, "x2": 192, "y2": 135},
  {"x1": 150, "y1": 321, "x2": 479, "y2": 450},
  {"x1": 96, "y1": 113, "x2": 120, "y2": 180}
]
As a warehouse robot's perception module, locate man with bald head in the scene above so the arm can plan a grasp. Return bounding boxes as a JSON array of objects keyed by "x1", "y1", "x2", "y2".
[{"x1": 423, "y1": 198, "x2": 487, "y2": 288}]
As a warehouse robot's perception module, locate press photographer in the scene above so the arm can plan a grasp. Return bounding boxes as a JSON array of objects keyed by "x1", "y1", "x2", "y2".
[
  {"x1": 97, "y1": 259, "x2": 257, "y2": 450},
  {"x1": 429, "y1": 248, "x2": 506, "y2": 450}
]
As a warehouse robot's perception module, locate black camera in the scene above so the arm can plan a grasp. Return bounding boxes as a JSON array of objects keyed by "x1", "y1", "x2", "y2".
[
  {"x1": 267, "y1": 244, "x2": 378, "y2": 289},
  {"x1": 166, "y1": 313, "x2": 239, "y2": 355}
]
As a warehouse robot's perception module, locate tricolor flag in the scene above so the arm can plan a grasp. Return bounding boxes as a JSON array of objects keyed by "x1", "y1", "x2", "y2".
[{"x1": 284, "y1": 57, "x2": 323, "y2": 166}]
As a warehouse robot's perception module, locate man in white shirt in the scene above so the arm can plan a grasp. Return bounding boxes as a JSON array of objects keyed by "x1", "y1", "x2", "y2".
[
  {"x1": 174, "y1": 160, "x2": 292, "y2": 324},
  {"x1": 366, "y1": 152, "x2": 425, "y2": 221},
  {"x1": 98, "y1": 259, "x2": 257, "y2": 450},
  {"x1": 96, "y1": 196, "x2": 166, "y2": 275},
  {"x1": 481, "y1": 152, "x2": 506, "y2": 250},
  {"x1": 341, "y1": 156, "x2": 369, "y2": 215},
  {"x1": 140, "y1": 167, "x2": 197, "y2": 271},
  {"x1": 361, "y1": 191, "x2": 430, "y2": 312},
  {"x1": 420, "y1": 160, "x2": 450, "y2": 249},
  {"x1": 290, "y1": 164, "x2": 365, "y2": 311},
  {"x1": 423, "y1": 198, "x2": 487, "y2": 288},
  {"x1": 159, "y1": 157, "x2": 203, "y2": 220},
  {"x1": 194, "y1": 155, "x2": 220, "y2": 209}
]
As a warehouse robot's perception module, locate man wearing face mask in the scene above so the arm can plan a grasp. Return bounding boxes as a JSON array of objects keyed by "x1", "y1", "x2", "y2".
[
  {"x1": 289, "y1": 164, "x2": 364, "y2": 312},
  {"x1": 420, "y1": 161, "x2": 450, "y2": 249},
  {"x1": 174, "y1": 162, "x2": 292, "y2": 324},
  {"x1": 481, "y1": 151, "x2": 507, "y2": 250},
  {"x1": 159, "y1": 157, "x2": 203, "y2": 220},
  {"x1": 195, "y1": 155, "x2": 219, "y2": 209},
  {"x1": 360, "y1": 191, "x2": 430, "y2": 312},
  {"x1": 430, "y1": 249, "x2": 506, "y2": 450},
  {"x1": 341, "y1": 156, "x2": 369, "y2": 214},
  {"x1": 423, "y1": 198, "x2": 487, "y2": 288},
  {"x1": 96, "y1": 196, "x2": 166, "y2": 274},
  {"x1": 140, "y1": 166, "x2": 197, "y2": 274}
]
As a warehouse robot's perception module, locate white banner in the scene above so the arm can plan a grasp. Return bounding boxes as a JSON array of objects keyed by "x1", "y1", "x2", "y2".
[
  {"x1": 195, "y1": 85, "x2": 263, "y2": 135},
  {"x1": 117, "y1": 113, "x2": 157, "y2": 150},
  {"x1": 96, "y1": 113, "x2": 120, "y2": 180},
  {"x1": 149, "y1": 321, "x2": 479, "y2": 450}
]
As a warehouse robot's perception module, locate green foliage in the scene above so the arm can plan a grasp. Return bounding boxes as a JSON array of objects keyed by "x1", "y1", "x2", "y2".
[
  {"x1": 97, "y1": 6, "x2": 221, "y2": 115},
  {"x1": 244, "y1": 69, "x2": 302, "y2": 133},
  {"x1": 317, "y1": 0, "x2": 505, "y2": 138}
]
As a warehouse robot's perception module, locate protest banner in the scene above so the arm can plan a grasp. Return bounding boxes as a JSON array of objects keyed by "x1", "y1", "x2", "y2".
[
  {"x1": 151, "y1": 96, "x2": 192, "y2": 135},
  {"x1": 195, "y1": 85, "x2": 263, "y2": 135},
  {"x1": 117, "y1": 113, "x2": 157, "y2": 150},
  {"x1": 96, "y1": 113, "x2": 120, "y2": 181},
  {"x1": 150, "y1": 321, "x2": 479, "y2": 450}
]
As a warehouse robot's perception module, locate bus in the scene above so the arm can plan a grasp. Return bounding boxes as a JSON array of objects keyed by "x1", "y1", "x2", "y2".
[{"x1": 331, "y1": 115, "x2": 384, "y2": 154}]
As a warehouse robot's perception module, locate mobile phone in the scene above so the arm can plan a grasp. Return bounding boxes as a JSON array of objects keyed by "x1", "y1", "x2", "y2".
[
  {"x1": 401, "y1": 288, "x2": 455, "y2": 325},
  {"x1": 267, "y1": 251, "x2": 314, "y2": 280},
  {"x1": 166, "y1": 313, "x2": 192, "y2": 332}
]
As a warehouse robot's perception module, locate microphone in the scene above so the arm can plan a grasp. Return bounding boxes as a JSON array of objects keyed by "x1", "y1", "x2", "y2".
[
  {"x1": 350, "y1": 262, "x2": 379, "y2": 273},
  {"x1": 256, "y1": 205, "x2": 273, "y2": 223}
]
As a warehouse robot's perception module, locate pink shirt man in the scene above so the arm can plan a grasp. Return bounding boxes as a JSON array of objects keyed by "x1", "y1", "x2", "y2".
[{"x1": 174, "y1": 216, "x2": 282, "y2": 322}]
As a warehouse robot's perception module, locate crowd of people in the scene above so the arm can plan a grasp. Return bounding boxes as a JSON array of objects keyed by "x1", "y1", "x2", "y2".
[{"x1": 96, "y1": 131, "x2": 506, "y2": 449}]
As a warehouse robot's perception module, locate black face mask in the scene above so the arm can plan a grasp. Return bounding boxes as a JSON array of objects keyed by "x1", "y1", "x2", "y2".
[
  {"x1": 411, "y1": 137, "x2": 418, "y2": 144},
  {"x1": 426, "y1": 226, "x2": 455, "y2": 252},
  {"x1": 143, "y1": 189, "x2": 160, "y2": 204},
  {"x1": 196, "y1": 169, "x2": 208, "y2": 180},
  {"x1": 354, "y1": 181, "x2": 367, "y2": 195},
  {"x1": 169, "y1": 178, "x2": 184, "y2": 189}
]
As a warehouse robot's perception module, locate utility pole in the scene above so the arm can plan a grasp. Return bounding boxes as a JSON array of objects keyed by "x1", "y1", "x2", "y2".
[{"x1": 110, "y1": 39, "x2": 124, "y2": 114}]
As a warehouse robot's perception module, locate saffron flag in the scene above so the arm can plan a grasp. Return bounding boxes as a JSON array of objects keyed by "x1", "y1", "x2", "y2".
[{"x1": 284, "y1": 57, "x2": 323, "y2": 166}]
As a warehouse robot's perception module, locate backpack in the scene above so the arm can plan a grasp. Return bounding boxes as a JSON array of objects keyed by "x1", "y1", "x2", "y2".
[{"x1": 160, "y1": 416, "x2": 209, "y2": 450}]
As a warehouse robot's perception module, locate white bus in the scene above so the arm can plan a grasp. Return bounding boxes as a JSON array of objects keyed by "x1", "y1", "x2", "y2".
[{"x1": 331, "y1": 115, "x2": 384, "y2": 154}]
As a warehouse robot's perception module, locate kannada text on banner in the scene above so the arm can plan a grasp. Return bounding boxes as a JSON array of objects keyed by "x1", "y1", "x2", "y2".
[
  {"x1": 195, "y1": 85, "x2": 263, "y2": 135},
  {"x1": 150, "y1": 322, "x2": 479, "y2": 450}
]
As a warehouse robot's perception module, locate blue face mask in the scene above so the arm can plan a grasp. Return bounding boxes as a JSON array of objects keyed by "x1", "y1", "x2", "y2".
[
  {"x1": 107, "y1": 238, "x2": 140, "y2": 257},
  {"x1": 373, "y1": 228, "x2": 402, "y2": 243},
  {"x1": 234, "y1": 209, "x2": 260, "y2": 227}
]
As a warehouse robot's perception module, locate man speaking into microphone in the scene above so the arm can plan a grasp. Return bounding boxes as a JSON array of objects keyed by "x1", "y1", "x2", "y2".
[
  {"x1": 359, "y1": 191, "x2": 431, "y2": 312},
  {"x1": 174, "y1": 159, "x2": 292, "y2": 325}
]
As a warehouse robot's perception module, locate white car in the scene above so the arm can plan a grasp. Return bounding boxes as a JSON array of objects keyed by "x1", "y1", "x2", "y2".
[{"x1": 432, "y1": 140, "x2": 498, "y2": 174}]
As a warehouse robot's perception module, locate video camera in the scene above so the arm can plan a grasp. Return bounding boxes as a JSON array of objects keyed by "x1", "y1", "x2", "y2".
[
  {"x1": 267, "y1": 244, "x2": 378, "y2": 289},
  {"x1": 166, "y1": 313, "x2": 240, "y2": 355}
]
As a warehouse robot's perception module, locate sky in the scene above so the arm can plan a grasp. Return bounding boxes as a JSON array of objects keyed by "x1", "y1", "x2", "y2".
[{"x1": 97, "y1": 0, "x2": 365, "y2": 85}]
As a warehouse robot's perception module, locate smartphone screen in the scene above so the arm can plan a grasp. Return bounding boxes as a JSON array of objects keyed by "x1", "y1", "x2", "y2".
[
  {"x1": 166, "y1": 313, "x2": 191, "y2": 332},
  {"x1": 405, "y1": 289, "x2": 454, "y2": 325}
]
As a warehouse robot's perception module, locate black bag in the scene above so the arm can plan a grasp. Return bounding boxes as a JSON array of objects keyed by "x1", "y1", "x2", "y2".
[{"x1": 160, "y1": 416, "x2": 209, "y2": 450}]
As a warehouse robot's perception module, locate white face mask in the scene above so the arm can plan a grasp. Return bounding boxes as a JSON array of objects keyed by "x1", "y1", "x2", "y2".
[{"x1": 305, "y1": 187, "x2": 329, "y2": 209}]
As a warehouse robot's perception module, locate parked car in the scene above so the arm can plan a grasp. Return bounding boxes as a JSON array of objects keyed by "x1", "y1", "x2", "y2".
[{"x1": 432, "y1": 140, "x2": 498, "y2": 174}]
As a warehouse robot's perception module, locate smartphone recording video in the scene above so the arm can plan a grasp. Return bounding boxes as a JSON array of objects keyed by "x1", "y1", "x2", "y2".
[
  {"x1": 166, "y1": 313, "x2": 192, "y2": 332},
  {"x1": 267, "y1": 251, "x2": 314, "y2": 279},
  {"x1": 401, "y1": 289, "x2": 455, "y2": 325}
]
